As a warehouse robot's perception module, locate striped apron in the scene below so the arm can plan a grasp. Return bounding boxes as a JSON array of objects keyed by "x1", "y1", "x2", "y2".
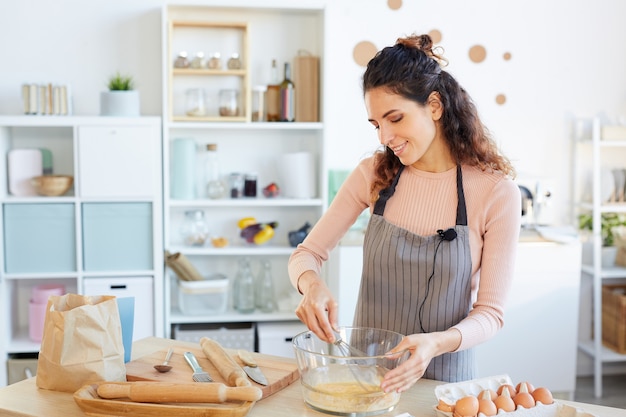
[{"x1": 353, "y1": 165, "x2": 475, "y2": 382}]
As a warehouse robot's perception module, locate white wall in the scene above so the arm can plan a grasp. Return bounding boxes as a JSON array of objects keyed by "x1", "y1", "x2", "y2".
[{"x1": 3, "y1": 0, "x2": 624, "y2": 225}]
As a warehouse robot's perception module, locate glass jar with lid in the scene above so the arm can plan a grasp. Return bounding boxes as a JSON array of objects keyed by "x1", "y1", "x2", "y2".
[
  {"x1": 180, "y1": 210, "x2": 209, "y2": 246},
  {"x1": 227, "y1": 53, "x2": 242, "y2": 70},
  {"x1": 207, "y1": 52, "x2": 222, "y2": 70},
  {"x1": 185, "y1": 88, "x2": 208, "y2": 117},
  {"x1": 190, "y1": 52, "x2": 205, "y2": 69},
  {"x1": 174, "y1": 51, "x2": 190, "y2": 68}
]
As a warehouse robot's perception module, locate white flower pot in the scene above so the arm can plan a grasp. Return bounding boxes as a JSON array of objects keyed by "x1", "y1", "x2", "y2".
[{"x1": 100, "y1": 91, "x2": 140, "y2": 116}]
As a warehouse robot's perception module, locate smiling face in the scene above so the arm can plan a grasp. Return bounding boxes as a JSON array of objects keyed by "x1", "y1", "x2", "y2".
[{"x1": 365, "y1": 87, "x2": 454, "y2": 172}]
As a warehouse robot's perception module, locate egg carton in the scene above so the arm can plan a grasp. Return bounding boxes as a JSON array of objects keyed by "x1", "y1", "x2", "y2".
[{"x1": 433, "y1": 375, "x2": 597, "y2": 417}]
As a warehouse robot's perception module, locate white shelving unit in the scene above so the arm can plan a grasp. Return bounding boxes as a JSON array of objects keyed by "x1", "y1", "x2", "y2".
[
  {"x1": 0, "y1": 115, "x2": 163, "y2": 386},
  {"x1": 572, "y1": 116, "x2": 626, "y2": 398},
  {"x1": 161, "y1": 3, "x2": 326, "y2": 348}
]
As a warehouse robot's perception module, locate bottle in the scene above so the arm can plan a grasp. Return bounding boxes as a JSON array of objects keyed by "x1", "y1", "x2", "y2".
[
  {"x1": 235, "y1": 258, "x2": 255, "y2": 314},
  {"x1": 202, "y1": 144, "x2": 226, "y2": 199},
  {"x1": 255, "y1": 260, "x2": 277, "y2": 313},
  {"x1": 180, "y1": 210, "x2": 209, "y2": 246},
  {"x1": 266, "y1": 59, "x2": 280, "y2": 122},
  {"x1": 279, "y1": 62, "x2": 295, "y2": 122}
]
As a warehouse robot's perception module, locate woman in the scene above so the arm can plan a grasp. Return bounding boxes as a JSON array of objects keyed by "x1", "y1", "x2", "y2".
[{"x1": 288, "y1": 34, "x2": 521, "y2": 391}]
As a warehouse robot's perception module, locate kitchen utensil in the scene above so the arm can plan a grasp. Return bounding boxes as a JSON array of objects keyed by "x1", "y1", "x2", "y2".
[
  {"x1": 74, "y1": 382, "x2": 255, "y2": 417},
  {"x1": 332, "y1": 331, "x2": 386, "y2": 393},
  {"x1": 96, "y1": 381, "x2": 261, "y2": 403},
  {"x1": 124, "y1": 344, "x2": 299, "y2": 399},
  {"x1": 153, "y1": 348, "x2": 174, "y2": 373},
  {"x1": 238, "y1": 350, "x2": 268, "y2": 386},
  {"x1": 200, "y1": 337, "x2": 250, "y2": 387},
  {"x1": 184, "y1": 351, "x2": 213, "y2": 382},
  {"x1": 292, "y1": 326, "x2": 410, "y2": 416}
]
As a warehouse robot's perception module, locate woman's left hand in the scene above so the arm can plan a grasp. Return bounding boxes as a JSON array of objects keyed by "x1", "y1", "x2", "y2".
[{"x1": 380, "y1": 329, "x2": 462, "y2": 393}]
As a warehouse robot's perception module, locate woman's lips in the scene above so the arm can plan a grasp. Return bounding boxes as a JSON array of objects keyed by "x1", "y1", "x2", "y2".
[{"x1": 390, "y1": 142, "x2": 406, "y2": 156}]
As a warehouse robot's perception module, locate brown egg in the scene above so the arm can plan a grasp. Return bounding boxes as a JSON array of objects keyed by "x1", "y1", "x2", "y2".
[
  {"x1": 455, "y1": 395, "x2": 479, "y2": 417},
  {"x1": 497, "y1": 384, "x2": 516, "y2": 397},
  {"x1": 532, "y1": 387, "x2": 554, "y2": 405},
  {"x1": 479, "y1": 388, "x2": 497, "y2": 401},
  {"x1": 478, "y1": 397, "x2": 497, "y2": 416},
  {"x1": 493, "y1": 389, "x2": 516, "y2": 412},
  {"x1": 515, "y1": 381, "x2": 535, "y2": 393},
  {"x1": 514, "y1": 392, "x2": 536, "y2": 409},
  {"x1": 437, "y1": 397, "x2": 455, "y2": 412}
]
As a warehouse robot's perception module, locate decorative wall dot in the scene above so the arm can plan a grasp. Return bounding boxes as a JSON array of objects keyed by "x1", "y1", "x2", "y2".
[
  {"x1": 469, "y1": 45, "x2": 487, "y2": 63},
  {"x1": 495, "y1": 94, "x2": 506, "y2": 105},
  {"x1": 429, "y1": 29, "x2": 442, "y2": 44},
  {"x1": 387, "y1": 0, "x2": 402, "y2": 10},
  {"x1": 503, "y1": 52, "x2": 512, "y2": 61},
  {"x1": 353, "y1": 41, "x2": 379, "y2": 67}
]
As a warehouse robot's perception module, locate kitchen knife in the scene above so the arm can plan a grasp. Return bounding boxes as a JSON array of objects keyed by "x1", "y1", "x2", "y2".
[{"x1": 238, "y1": 349, "x2": 269, "y2": 386}]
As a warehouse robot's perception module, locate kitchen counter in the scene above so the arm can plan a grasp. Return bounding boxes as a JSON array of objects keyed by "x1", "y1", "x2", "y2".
[{"x1": 0, "y1": 337, "x2": 624, "y2": 417}]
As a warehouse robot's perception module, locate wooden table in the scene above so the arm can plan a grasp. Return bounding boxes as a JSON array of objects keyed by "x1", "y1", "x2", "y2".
[{"x1": 0, "y1": 337, "x2": 624, "y2": 417}]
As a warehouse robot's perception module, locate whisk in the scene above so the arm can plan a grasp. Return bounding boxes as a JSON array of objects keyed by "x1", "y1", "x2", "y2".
[{"x1": 331, "y1": 331, "x2": 385, "y2": 393}]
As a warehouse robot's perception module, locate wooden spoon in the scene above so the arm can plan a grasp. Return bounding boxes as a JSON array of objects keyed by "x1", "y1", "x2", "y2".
[{"x1": 154, "y1": 348, "x2": 174, "y2": 373}]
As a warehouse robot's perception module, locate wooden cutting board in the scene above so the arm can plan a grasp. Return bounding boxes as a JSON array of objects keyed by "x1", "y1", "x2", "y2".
[{"x1": 125, "y1": 344, "x2": 299, "y2": 399}]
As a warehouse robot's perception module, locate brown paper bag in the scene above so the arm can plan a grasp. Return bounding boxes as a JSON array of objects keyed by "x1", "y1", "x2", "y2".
[{"x1": 36, "y1": 293, "x2": 126, "y2": 392}]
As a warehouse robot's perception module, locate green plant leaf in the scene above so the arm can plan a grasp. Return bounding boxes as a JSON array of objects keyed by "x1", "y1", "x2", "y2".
[{"x1": 107, "y1": 72, "x2": 134, "y2": 91}]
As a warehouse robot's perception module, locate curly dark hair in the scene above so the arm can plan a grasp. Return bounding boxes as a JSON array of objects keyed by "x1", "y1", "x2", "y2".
[{"x1": 363, "y1": 34, "x2": 515, "y2": 200}]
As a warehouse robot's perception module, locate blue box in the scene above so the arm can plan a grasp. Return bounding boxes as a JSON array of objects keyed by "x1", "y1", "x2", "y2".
[
  {"x1": 82, "y1": 203, "x2": 153, "y2": 271},
  {"x1": 3, "y1": 203, "x2": 76, "y2": 273}
]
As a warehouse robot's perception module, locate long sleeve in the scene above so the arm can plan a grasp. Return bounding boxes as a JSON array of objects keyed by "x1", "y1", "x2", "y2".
[{"x1": 288, "y1": 157, "x2": 521, "y2": 350}]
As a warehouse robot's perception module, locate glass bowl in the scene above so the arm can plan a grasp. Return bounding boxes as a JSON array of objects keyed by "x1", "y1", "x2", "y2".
[{"x1": 292, "y1": 326, "x2": 409, "y2": 416}]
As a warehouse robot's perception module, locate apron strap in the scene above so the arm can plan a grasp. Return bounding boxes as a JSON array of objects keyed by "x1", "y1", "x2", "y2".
[
  {"x1": 373, "y1": 165, "x2": 405, "y2": 215},
  {"x1": 456, "y1": 165, "x2": 468, "y2": 226}
]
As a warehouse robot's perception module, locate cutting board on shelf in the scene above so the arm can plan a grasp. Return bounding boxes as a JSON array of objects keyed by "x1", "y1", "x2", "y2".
[{"x1": 124, "y1": 344, "x2": 299, "y2": 399}]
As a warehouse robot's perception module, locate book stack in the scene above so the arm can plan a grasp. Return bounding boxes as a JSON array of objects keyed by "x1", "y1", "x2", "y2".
[{"x1": 21, "y1": 83, "x2": 72, "y2": 115}]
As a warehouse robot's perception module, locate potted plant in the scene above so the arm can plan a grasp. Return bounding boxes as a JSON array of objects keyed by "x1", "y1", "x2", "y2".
[
  {"x1": 100, "y1": 72, "x2": 140, "y2": 116},
  {"x1": 579, "y1": 212, "x2": 626, "y2": 267}
]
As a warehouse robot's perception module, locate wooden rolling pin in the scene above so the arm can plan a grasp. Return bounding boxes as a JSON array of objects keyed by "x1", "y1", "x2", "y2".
[
  {"x1": 200, "y1": 337, "x2": 251, "y2": 387},
  {"x1": 97, "y1": 381, "x2": 261, "y2": 403}
]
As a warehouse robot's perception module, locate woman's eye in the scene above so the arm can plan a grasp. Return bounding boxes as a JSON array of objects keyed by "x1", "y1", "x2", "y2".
[{"x1": 390, "y1": 115, "x2": 403, "y2": 123}]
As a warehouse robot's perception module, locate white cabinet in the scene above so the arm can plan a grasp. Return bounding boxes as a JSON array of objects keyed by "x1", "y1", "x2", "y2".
[
  {"x1": 329, "y1": 237, "x2": 582, "y2": 397},
  {"x1": 572, "y1": 116, "x2": 626, "y2": 398},
  {"x1": 161, "y1": 4, "x2": 327, "y2": 340},
  {"x1": 0, "y1": 116, "x2": 163, "y2": 387}
]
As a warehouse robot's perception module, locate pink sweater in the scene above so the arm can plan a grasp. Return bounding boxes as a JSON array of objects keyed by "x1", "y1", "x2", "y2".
[{"x1": 288, "y1": 157, "x2": 521, "y2": 351}]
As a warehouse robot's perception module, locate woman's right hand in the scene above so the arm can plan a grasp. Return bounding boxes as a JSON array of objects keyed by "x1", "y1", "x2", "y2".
[{"x1": 295, "y1": 271, "x2": 339, "y2": 343}]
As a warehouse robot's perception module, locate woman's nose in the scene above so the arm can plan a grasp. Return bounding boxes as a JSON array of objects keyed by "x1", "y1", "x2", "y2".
[{"x1": 379, "y1": 126, "x2": 394, "y2": 145}]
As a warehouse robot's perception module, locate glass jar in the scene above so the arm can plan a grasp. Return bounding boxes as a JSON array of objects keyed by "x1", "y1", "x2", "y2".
[
  {"x1": 219, "y1": 89, "x2": 239, "y2": 117},
  {"x1": 185, "y1": 88, "x2": 207, "y2": 117},
  {"x1": 207, "y1": 52, "x2": 222, "y2": 70},
  {"x1": 180, "y1": 210, "x2": 209, "y2": 246},
  {"x1": 227, "y1": 53, "x2": 242, "y2": 69},
  {"x1": 174, "y1": 51, "x2": 190, "y2": 68},
  {"x1": 252, "y1": 85, "x2": 267, "y2": 122},
  {"x1": 243, "y1": 173, "x2": 257, "y2": 197},
  {"x1": 229, "y1": 172, "x2": 244, "y2": 198},
  {"x1": 190, "y1": 52, "x2": 205, "y2": 69}
]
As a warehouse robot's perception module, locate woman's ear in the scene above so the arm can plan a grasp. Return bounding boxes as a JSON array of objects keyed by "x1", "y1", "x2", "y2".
[{"x1": 428, "y1": 91, "x2": 443, "y2": 121}]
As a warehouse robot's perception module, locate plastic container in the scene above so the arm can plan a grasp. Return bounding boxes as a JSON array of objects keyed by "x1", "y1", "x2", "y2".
[
  {"x1": 177, "y1": 275, "x2": 228, "y2": 315},
  {"x1": 29, "y1": 283, "x2": 65, "y2": 342}
]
